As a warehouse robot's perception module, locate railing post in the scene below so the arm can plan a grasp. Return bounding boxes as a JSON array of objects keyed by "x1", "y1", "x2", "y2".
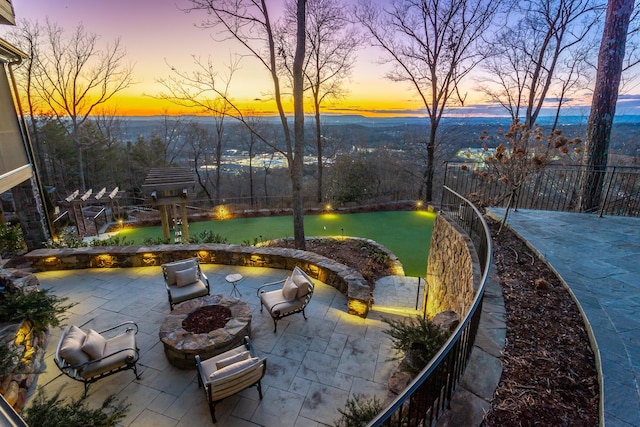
[{"x1": 599, "y1": 166, "x2": 617, "y2": 218}]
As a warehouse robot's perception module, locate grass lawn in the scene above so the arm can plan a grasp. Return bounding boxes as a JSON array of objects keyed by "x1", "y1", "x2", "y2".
[{"x1": 118, "y1": 211, "x2": 436, "y2": 277}]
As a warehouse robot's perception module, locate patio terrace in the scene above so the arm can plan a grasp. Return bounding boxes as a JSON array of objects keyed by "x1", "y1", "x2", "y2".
[{"x1": 32, "y1": 264, "x2": 423, "y2": 426}]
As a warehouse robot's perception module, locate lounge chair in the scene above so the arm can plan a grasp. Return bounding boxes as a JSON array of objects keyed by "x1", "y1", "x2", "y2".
[
  {"x1": 257, "y1": 266, "x2": 314, "y2": 332},
  {"x1": 54, "y1": 321, "x2": 140, "y2": 395},
  {"x1": 195, "y1": 336, "x2": 266, "y2": 423},
  {"x1": 162, "y1": 258, "x2": 210, "y2": 309}
]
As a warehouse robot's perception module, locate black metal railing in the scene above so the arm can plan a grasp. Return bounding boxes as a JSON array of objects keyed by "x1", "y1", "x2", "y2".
[
  {"x1": 443, "y1": 162, "x2": 640, "y2": 217},
  {"x1": 368, "y1": 186, "x2": 492, "y2": 427}
]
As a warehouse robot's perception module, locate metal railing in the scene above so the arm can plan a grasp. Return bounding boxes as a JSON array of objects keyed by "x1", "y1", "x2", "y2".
[
  {"x1": 443, "y1": 162, "x2": 640, "y2": 217},
  {"x1": 368, "y1": 186, "x2": 492, "y2": 427}
]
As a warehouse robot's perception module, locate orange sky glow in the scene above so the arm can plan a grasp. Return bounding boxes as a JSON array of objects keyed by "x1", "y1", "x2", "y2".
[
  {"x1": 5, "y1": 0, "x2": 635, "y2": 119},
  {"x1": 0, "y1": 0, "x2": 501, "y2": 119}
]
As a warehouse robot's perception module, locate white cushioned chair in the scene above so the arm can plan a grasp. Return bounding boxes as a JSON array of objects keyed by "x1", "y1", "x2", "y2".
[
  {"x1": 54, "y1": 321, "x2": 140, "y2": 395},
  {"x1": 257, "y1": 266, "x2": 314, "y2": 332},
  {"x1": 195, "y1": 336, "x2": 266, "y2": 423},
  {"x1": 162, "y1": 258, "x2": 210, "y2": 309}
]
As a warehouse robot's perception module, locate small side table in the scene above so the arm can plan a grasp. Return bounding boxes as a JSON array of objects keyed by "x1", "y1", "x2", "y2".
[{"x1": 225, "y1": 273, "x2": 243, "y2": 298}]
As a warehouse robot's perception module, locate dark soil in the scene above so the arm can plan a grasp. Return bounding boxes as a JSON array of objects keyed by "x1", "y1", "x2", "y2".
[{"x1": 182, "y1": 305, "x2": 231, "y2": 334}]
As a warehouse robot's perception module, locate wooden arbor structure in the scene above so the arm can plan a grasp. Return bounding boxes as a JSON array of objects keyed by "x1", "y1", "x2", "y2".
[{"x1": 143, "y1": 168, "x2": 195, "y2": 242}]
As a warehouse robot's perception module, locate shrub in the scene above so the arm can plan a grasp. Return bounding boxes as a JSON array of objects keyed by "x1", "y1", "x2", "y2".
[
  {"x1": 46, "y1": 229, "x2": 87, "y2": 249},
  {"x1": 190, "y1": 230, "x2": 228, "y2": 244},
  {"x1": 143, "y1": 237, "x2": 170, "y2": 245},
  {"x1": 0, "y1": 222, "x2": 25, "y2": 256},
  {"x1": 23, "y1": 388, "x2": 129, "y2": 427},
  {"x1": 241, "y1": 237, "x2": 261, "y2": 246},
  {"x1": 335, "y1": 394, "x2": 383, "y2": 427},
  {"x1": 0, "y1": 288, "x2": 74, "y2": 333},
  {"x1": 0, "y1": 344, "x2": 22, "y2": 376},
  {"x1": 383, "y1": 315, "x2": 448, "y2": 374},
  {"x1": 90, "y1": 235, "x2": 133, "y2": 247}
]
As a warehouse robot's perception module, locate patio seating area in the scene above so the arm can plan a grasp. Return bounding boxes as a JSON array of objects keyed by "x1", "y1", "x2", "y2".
[{"x1": 31, "y1": 264, "x2": 422, "y2": 426}]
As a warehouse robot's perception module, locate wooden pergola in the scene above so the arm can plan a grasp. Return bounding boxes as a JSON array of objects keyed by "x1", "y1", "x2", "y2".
[
  {"x1": 58, "y1": 187, "x2": 124, "y2": 237},
  {"x1": 142, "y1": 168, "x2": 195, "y2": 242}
]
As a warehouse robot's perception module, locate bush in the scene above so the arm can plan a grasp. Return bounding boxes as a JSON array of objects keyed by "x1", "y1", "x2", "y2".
[
  {"x1": 90, "y1": 235, "x2": 133, "y2": 247},
  {"x1": 0, "y1": 288, "x2": 74, "y2": 333},
  {"x1": 23, "y1": 388, "x2": 129, "y2": 427},
  {"x1": 335, "y1": 394, "x2": 383, "y2": 427},
  {"x1": 190, "y1": 230, "x2": 228, "y2": 244},
  {"x1": 383, "y1": 315, "x2": 448, "y2": 374},
  {"x1": 0, "y1": 222, "x2": 25, "y2": 256},
  {"x1": 143, "y1": 237, "x2": 170, "y2": 245},
  {"x1": 46, "y1": 229, "x2": 87, "y2": 249}
]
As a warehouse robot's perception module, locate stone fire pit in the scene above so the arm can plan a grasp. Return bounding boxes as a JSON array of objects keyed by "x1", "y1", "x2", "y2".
[{"x1": 159, "y1": 295, "x2": 252, "y2": 369}]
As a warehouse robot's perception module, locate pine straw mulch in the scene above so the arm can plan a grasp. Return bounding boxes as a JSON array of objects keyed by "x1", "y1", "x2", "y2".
[{"x1": 484, "y1": 217, "x2": 599, "y2": 426}]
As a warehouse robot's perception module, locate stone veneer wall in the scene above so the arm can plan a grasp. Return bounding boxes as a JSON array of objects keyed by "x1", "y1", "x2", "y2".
[
  {"x1": 25, "y1": 242, "x2": 375, "y2": 317},
  {"x1": 425, "y1": 214, "x2": 482, "y2": 318},
  {"x1": 0, "y1": 270, "x2": 48, "y2": 413}
]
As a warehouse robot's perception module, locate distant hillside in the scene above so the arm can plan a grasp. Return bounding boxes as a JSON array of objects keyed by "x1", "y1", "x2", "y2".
[{"x1": 118, "y1": 114, "x2": 640, "y2": 160}]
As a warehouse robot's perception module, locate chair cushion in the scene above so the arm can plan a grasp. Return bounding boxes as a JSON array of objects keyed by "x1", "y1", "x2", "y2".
[
  {"x1": 81, "y1": 329, "x2": 137, "y2": 379},
  {"x1": 216, "y1": 350, "x2": 250, "y2": 369},
  {"x1": 81, "y1": 329, "x2": 107, "y2": 360},
  {"x1": 291, "y1": 267, "x2": 313, "y2": 299},
  {"x1": 282, "y1": 276, "x2": 298, "y2": 300},
  {"x1": 175, "y1": 267, "x2": 198, "y2": 288},
  {"x1": 58, "y1": 325, "x2": 90, "y2": 366},
  {"x1": 209, "y1": 357, "x2": 260, "y2": 380},
  {"x1": 170, "y1": 280, "x2": 209, "y2": 304},
  {"x1": 260, "y1": 289, "x2": 305, "y2": 315},
  {"x1": 164, "y1": 259, "x2": 197, "y2": 286}
]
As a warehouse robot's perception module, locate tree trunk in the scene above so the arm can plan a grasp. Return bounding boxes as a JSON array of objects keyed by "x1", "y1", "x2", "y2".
[
  {"x1": 292, "y1": 0, "x2": 307, "y2": 250},
  {"x1": 424, "y1": 122, "x2": 437, "y2": 202},
  {"x1": 578, "y1": 0, "x2": 634, "y2": 212},
  {"x1": 73, "y1": 124, "x2": 86, "y2": 191},
  {"x1": 315, "y1": 101, "x2": 323, "y2": 204}
]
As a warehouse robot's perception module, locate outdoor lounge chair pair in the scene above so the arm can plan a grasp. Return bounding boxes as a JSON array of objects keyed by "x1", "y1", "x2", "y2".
[
  {"x1": 54, "y1": 321, "x2": 140, "y2": 395},
  {"x1": 162, "y1": 258, "x2": 210, "y2": 309},
  {"x1": 257, "y1": 266, "x2": 315, "y2": 332}
]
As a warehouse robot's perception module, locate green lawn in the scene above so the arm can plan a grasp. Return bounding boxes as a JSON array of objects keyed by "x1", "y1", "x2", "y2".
[{"x1": 119, "y1": 211, "x2": 436, "y2": 277}]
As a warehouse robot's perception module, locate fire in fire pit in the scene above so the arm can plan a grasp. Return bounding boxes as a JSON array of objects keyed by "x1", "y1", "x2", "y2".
[{"x1": 182, "y1": 305, "x2": 232, "y2": 334}]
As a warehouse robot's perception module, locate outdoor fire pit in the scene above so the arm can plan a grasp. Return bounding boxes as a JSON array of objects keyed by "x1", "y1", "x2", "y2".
[{"x1": 159, "y1": 295, "x2": 252, "y2": 369}]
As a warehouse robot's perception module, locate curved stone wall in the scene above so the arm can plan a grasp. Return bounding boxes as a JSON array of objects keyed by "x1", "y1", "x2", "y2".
[
  {"x1": 425, "y1": 214, "x2": 482, "y2": 318},
  {"x1": 25, "y1": 242, "x2": 376, "y2": 317}
]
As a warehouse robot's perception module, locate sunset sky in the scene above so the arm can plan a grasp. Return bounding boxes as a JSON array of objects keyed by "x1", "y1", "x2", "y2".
[{"x1": 4, "y1": 0, "x2": 640, "y2": 118}]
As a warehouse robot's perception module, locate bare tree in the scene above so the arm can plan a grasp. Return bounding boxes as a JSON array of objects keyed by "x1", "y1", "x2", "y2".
[
  {"x1": 184, "y1": 123, "x2": 216, "y2": 204},
  {"x1": 478, "y1": 0, "x2": 601, "y2": 129},
  {"x1": 186, "y1": 0, "x2": 308, "y2": 249},
  {"x1": 578, "y1": 0, "x2": 635, "y2": 211},
  {"x1": 355, "y1": 0, "x2": 502, "y2": 202},
  {"x1": 280, "y1": 0, "x2": 363, "y2": 203},
  {"x1": 32, "y1": 21, "x2": 134, "y2": 191},
  {"x1": 156, "y1": 56, "x2": 236, "y2": 205},
  {"x1": 6, "y1": 20, "x2": 50, "y2": 184}
]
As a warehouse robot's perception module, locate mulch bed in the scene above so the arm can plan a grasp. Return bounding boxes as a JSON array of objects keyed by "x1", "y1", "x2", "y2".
[
  {"x1": 484, "y1": 218, "x2": 599, "y2": 425},
  {"x1": 270, "y1": 238, "x2": 394, "y2": 286}
]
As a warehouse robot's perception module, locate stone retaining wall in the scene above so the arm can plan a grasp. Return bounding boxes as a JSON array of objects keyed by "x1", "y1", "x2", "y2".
[
  {"x1": 25, "y1": 242, "x2": 375, "y2": 317},
  {"x1": 425, "y1": 214, "x2": 481, "y2": 317},
  {"x1": 0, "y1": 270, "x2": 48, "y2": 413}
]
